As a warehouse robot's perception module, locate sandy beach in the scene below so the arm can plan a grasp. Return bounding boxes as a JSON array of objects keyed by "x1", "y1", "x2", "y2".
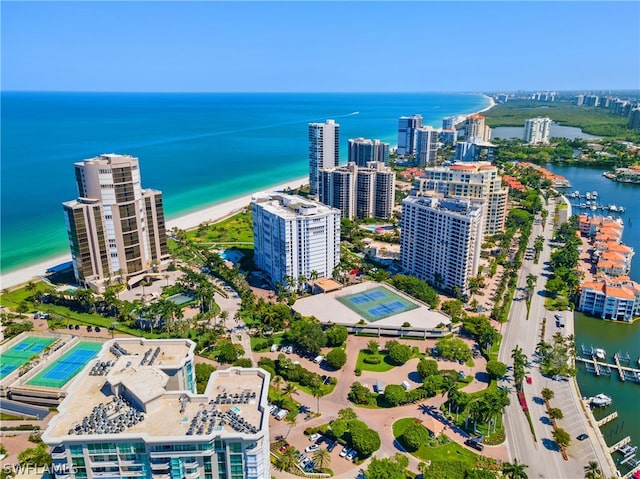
[{"x1": 0, "y1": 176, "x2": 308, "y2": 290}]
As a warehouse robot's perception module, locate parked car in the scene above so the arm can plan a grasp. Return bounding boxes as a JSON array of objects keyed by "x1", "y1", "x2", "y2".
[
  {"x1": 464, "y1": 439, "x2": 484, "y2": 451},
  {"x1": 526, "y1": 376, "x2": 532, "y2": 384},
  {"x1": 577, "y1": 433, "x2": 589, "y2": 441},
  {"x1": 346, "y1": 449, "x2": 357, "y2": 461},
  {"x1": 309, "y1": 433, "x2": 321, "y2": 442},
  {"x1": 339, "y1": 446, "x2": 350, "y2": 458},
  {"x1": 327, "y1": 441, "x2": 338, "y2": 452},
  {"x1": 95, "y1": 326, "x2": 101, "y2": 332},
  {"x1": 278, "y1": 443, "x2": 290, "y2": 452},
  {"x1": 305, "y1": 444, "x2": 319, "y2": 453}
]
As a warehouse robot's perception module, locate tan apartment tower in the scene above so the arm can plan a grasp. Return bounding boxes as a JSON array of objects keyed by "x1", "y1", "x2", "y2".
[
  {"x1": 411, "y1": 162, "x2": 508, "y2": 237},
  {"x1": 464, "y1": 114, "x2": 491, "y2": 142},
  {"x1": 62, "y1": 154, "x2": 169, "y2": 291}
]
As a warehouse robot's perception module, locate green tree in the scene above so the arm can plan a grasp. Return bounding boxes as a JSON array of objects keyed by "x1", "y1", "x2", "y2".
[
  {"x1": 486, "y1": 360, "x2": 508, "y2": 379},
  {"x1": 383, "y1": 384, "x2": 406, "y2": 406},
  {"x1": 194, "y1": 363, "x2": 216, "y2": 394},
  {"x1": 325, "y1": 348, "x2": 347, "y2": 369},
  {"x1": 348, "y1": 382, "x2": 372, "y2": 405},
  {"x1": 502, "y1": 458, "x2": 528, "y2": 479},
  {"x1": 350, "y1": 424, "x2": 381, "y2": 457},
  {"x1": 400, "y1": 422, "x2": 430, "y2": 451},
  {"x1": 312, "y1": 448, "x2": 331, "y2": 470},
  {"x1": 365, "y1": 457, "x2": 406, "y2": 479},
  {"x1": 552, "y1": 428, "x2": 571, "y2": 450},
  {"x1": 17, "y1": 443, "x2": 51, "y2": 467},
  {"x1": 387, "y1": 342, "x2": 412, "y2": 365},
  {"x1": 417, "y1": 359, "x2": 439, "y2": 379},
  {"x1": 278, "y1": 447, "x2": 298, "y2": 471},
  {"x1": 326, "y1": 324, "x2": 348, "y2": 346},
  {"x1": 366, "y1": 339, "x2": 379, "y2": 354},
  {"x1": 216, "y1": 341, "x2": 242, "y2": 363},
  {"x1": 548, "y1": 408, "x2": 563, "y2": 420},
  {"x1": 540, "y1": 387, "x2": 554, "y2": 402},
  {"x1": 583, "y1": 461, "x2": 602, "y2": 479},
  {"x1": 338, "y1": 407, "x2": 357, "y2": 420},
  {"x1": 390, "y1": 274, "x2": 439, "y2": 308}
]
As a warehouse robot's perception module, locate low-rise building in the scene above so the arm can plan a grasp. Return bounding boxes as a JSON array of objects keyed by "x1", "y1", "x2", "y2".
[{"x1": 42, "y1": 338, "x2": 271, "y2": 479}]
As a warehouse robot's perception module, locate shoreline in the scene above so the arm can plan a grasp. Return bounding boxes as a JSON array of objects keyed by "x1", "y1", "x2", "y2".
[
  {"x1": 0, "y1": 94, "x2": 495, "y2": 291},
  {"x1": 0, "y1": 176, "x2": 308, "y2": 290}
]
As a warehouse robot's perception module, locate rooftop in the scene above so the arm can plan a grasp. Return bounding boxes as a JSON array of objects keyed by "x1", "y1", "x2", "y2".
[{"x1": 42, "y1": 339, "x2": 269, "y2": 444}]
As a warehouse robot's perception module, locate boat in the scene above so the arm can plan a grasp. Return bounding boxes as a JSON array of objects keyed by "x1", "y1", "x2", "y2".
[
  {"x1": 595, "y1": 348, "x2": 606, "y2": 360},
  {"x1": 619, "y1": 206, "x2": 625, "y2": 213},
  {"x1": 580, "y1": 203, "x2": 587, "y2": 209},
  {"x1": 590, "y1": 204, "x2": 597, "y2": 211},
  {"x1": 592, "y1": 191, "x2": 599, "y2": 198},
  {"x1": 610, "y1": 205, "x2": 618, "y2": 212},
  {"x1": 590, "y1": 393, "x2": 612, "y2": 407},
  {"x1": 586, "y1": 192, "x2": 592, "y2": 200},
  {"x1": 619, "y1": 445, "x2": 638, "y2": 457}
]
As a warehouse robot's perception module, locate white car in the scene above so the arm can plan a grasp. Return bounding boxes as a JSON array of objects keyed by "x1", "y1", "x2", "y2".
[
  {"x1": 309, "y1": 433, "x2": 321, "y2": 442},
  {"x1": 305, "y1": 444, "x2": 319, "y2": 453},
  {"x1": 339, "y1": 446, "x2": 350, "y2": 458},
  {"x1": 346, "y1": 449, "x2": 357, "y2": 461}
]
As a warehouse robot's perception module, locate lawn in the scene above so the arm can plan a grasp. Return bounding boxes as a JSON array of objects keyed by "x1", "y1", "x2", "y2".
[
  {"x1": 392, "y1": 417, "x2": 479, "y2": 466},
  {"x1": 355, "y1": 349, "x2": 396, "y2": 372},
  {"x1": 187, "y1": 210, "x2": 254, "y2": 245}
]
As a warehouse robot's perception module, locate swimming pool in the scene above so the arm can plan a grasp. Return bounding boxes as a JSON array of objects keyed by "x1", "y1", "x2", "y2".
[
  {"x1": 220, "y1": 249, "x2": 244, "y2": 264},
  {"x1": 166, "y1": 292, "x2": 196, "y2": 306},
  {"x1": 361, "y1": 224, "x2": 394, "y2": 234}
]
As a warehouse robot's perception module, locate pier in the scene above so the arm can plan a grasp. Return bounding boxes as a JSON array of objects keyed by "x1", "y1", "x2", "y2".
[
  {"x1": 597, "y1": 411, "x2": 618, "y2": 427},
  {"x1": 609, "y1": 436, "x2": 631, "y2": 454},
  {"x1": 576, "y1": 356, "x2": 640, "y2": 383}
]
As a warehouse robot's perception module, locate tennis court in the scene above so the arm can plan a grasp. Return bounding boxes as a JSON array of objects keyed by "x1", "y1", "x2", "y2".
[
  {"x1": 27, "y1": 342, "x2": 102, "y2": 388},
  {"x1": 337, "y1": 286, "x2": 418, "y2": 322},
  {"x1": 0, "y1": 337, "x2": 55, "y2": 380}
]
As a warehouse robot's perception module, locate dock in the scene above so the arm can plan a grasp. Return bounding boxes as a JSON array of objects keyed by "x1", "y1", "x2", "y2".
[
  {"x1": 576, "y1": 356, "x2": 640, "y2": 383},
  {"x1": 597, "y1": 411, "x2": 618, "y2": 427},
  {"x1": 609, "y1": 436, "x2": 631, "y2": 454}
]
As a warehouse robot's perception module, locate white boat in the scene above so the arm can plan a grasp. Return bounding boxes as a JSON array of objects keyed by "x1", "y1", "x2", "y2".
[
  {"x1": 619, "y1": 444, "x2": 638, "y2": 457},
  {"x1": 592, "y1": 191, "x2": 599, "y2": 198},
  {"x1": 590, "y1": 204, "x2": 597, "y2": 211},
  {"x1": 595, "y1": 348, "x2": 606, "y2": 360},
  {"x1": 580, "y1": 203, "x2": 587, "y2": 209},
  {"x1": 610, "y1": 205, "x2": 618, "y2": 212},
  {"x1": 619, "y1": 206, "x2": 625, "y2": 213},
  {"x1": 590, "y1": 393, "x2": 612, "y2": 407},
  {"x1": 586, "y1": 192, "x2": 592, "y2": 200}
]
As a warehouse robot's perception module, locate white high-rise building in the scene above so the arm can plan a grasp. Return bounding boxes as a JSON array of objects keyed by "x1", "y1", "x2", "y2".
[
  {"x1": 415, "y1": 126, "x2": 439, "y2": 167},
  {"x1": 400, "y1": 196, "x2": 484, "y2": 295},
  {"x1": 252, "y1": 193, "x2": 340, "y2": 286},
  {"x1": 43, "y1": 338, "x2": 271, "y2": 479},
  {"x1": 319, "y1": 162, "x2": 395, "y2": 220},
  {"x1": 309, "y1": 120, "x2": 339, "y2": 196},
  {"x1": 62, "y1": 154, "x2": 169, "y2": 291},
  {"x1": 397, "y1": 114, "x2": 423, "y2": 156},
  {"x1": 411, "y1": 162, "x2": 508, "y2": 237},
  {"x1": 523, "y1": 117, "x2": 552, "y2": 144},
  {"x1": 442, "y1": 116, "x2": 457, "y2": 130},
  {"x1": 348, "y1": 138, "x2": 390, "y2": 166}
]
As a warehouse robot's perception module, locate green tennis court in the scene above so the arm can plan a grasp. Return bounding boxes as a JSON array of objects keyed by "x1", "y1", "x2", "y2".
[
  {"x1": 27, "y1": 342, "x2": 102, "y2": 388},
  {"x1": 0, "y1": 336, "x2": 55, "y2": 380},
  {"x1": 337, "y1": 286, "x2": 418, "y2": 322}
]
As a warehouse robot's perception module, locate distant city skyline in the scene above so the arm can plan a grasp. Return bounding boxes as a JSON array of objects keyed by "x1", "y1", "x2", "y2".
[{"x1": 1, "y1": 1, "x2": 639, "y2": 92}]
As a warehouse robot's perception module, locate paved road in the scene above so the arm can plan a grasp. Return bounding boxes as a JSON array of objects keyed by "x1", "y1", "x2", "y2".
[{"x1": 499, "y1": 198, "x2": 614, "y2": 478}]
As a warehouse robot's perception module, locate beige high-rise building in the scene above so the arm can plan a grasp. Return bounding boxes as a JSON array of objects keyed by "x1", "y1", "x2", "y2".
[
  {"x1": 62, "y1": 154, "x2": 169, "y2": 290},
  {"x1": 318, "y1": 161, "x2": 395, "y2": 220},
  {"x1": 411, "y1": 162, "x2": 508, "y2": 237},
  {"x1": 464, "y1": 114, "x2": 491, "y2": 142}
]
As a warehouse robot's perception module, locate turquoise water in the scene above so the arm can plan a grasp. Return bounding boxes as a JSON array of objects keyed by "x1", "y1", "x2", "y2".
[
  {"x1": 1, "y1": 92, "x2": 489, "y2": 272},
  {"x1": 546, "y1": 164, "x2": 640, "y2": 466}
]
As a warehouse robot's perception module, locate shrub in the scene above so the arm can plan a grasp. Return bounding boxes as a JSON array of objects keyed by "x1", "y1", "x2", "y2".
[
  {"x1": 417, "y1": 359, "x2": 439, "y2": 379},
  {"x1": 232, "y1": 358, "x2": 252, "y2": 368},
  {"x1": 354, "y1": 368, "x2": 362, "y2": 376},
  {"x1": 326, "y1": 348, "x2": 347, "y2": 369},
  {"x1": 387, "y1": 343, "x2": 412, "y2": 365},
  {"x1": 364, "y1": 356, "x2": 382, "y2": 364},
  {"x1": 400, "y1": 423, "x2": 431, "y2": 451},
  {"x1": 326, "y1": 324, "x2": 348, "y2": 347}
]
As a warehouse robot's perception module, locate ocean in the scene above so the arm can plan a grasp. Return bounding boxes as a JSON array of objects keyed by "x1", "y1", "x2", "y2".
[{"x1": 0, "y1": 92, "x2": 490, "y2": 273}]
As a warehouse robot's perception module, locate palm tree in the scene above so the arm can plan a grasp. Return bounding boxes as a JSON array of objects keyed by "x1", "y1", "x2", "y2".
[
  {"x1": 502, "y1": 458, "x2": 529, "y2": 479},
  {"x1": 312, "y1": 448, "x2": 331, "y2": 470},
  {"x1": 552, "y1": 428, "x2": 571, "y2": 450},
  {"x1": 541, "y1": 387, "x2": 554, "y2": 403},
  {"x1": 278, "y1": 447, "x2": 297, "y2": 471},
  {"x1": 548, "y1": 407, "x2": 563, "y2": 420},
  {"x1": 366, "y1": 339, "x2": 379, "y2": 355},
  {"x1": 311, "y1": 382, "x2": 323, "y2": 413},
  {"x1": 583, "y1": 461, "x2": 602, "y2": 479},
  {"x1": 282, "y1": 382, "x2": 298, "y2": 399},
  {"x1": 284, "y1": 414, "x2": 297, "y2": 439}
]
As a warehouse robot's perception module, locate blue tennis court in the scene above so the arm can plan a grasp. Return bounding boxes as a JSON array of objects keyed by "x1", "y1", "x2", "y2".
[
  {"x1": 27, "y1": 342, "x2": 102, "y2": 388},
  {"x1": 337, "y1": 286, "x2": 418, "y2": 322},
  {"x1": 0, "y1": 336, "x2": 55, "y2": 380}
]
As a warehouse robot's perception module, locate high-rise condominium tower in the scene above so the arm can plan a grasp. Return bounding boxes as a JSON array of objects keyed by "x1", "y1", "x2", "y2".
[
  {"x1": 309, "y1": 120, "x2": 339, "y2": 196},
  {"x1": 318, "y1": 162, "x2": 395, "y2": 220},
  {"x1": 252, "y1": 193, "x2": 340, "y2": 286},
  {"x1": 415, "y1": 126, "x2": 439, "y2": 167},
  {"x1": 62, "y1": 154, "x2": 169, "y2": 290},
  {"x1": 400, "y1": 196, "x2": 484, "y2": 295},
  {"x1": 397, "y1": 114, "x2": 423, "y2": 156},
  {"x1": 523, "y1": 117, "x2": 552, "y2": 144},
  {"x1": 348, "y1": 138, "x2": 390, "y2": 166},
  {"x1": 464, "y1": 114, "x2": 491, "y2": 142},
  {"x1": 411, "y1": 162, "x2": 508, "y2": 237}
]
